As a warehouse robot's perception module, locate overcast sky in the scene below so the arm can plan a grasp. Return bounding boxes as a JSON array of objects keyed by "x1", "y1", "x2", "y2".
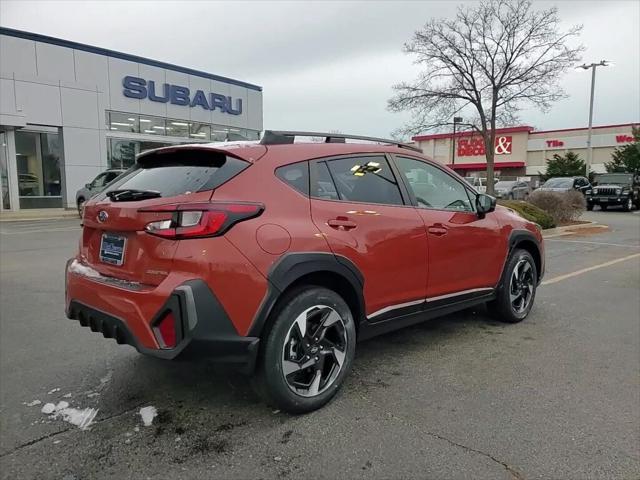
[{"x1": 1, "y1": 0, "x2": 638, "y2": 138}]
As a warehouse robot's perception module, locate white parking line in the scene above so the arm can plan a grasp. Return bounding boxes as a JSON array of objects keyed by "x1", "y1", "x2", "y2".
[
  {"x1": 541, "y1": 253, "x2": 640, "y2": 286},
  {"x1": 546, "y1": 239, "x2": 640, "y2": 248}
]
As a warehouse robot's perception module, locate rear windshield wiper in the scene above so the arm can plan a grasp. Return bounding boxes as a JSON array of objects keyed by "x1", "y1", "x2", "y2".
[{"x1": 106, "y1": 189, "x2": 162, "y2": 202}]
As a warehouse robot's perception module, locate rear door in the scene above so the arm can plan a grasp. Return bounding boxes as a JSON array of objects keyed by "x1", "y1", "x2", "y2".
[
  {"x1": 81, "y1": 148, "x2": 249, "y2": 286},
  {"x1": 392, "y1": 155, "x2": 505, "y2": 299},
  {"x1": 309, "y1": 154, "x2": 428, "y2": 320}
]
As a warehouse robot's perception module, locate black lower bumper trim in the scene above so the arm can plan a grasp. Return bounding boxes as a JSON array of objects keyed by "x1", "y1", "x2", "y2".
[{"x1": 66, "y1": 279, "x2": 259, "y2": 373}]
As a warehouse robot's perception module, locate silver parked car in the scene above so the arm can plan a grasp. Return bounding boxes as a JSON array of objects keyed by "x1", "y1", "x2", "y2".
[
  {"x1": 494, "y1": 180, "x2": 531, "y2": 200},
  {"x1": 537, "y1": 176, "x2": 591, "y2": 194},
  {"x1": 75, "y1": 169, "x2": 126, "y2": 215}
]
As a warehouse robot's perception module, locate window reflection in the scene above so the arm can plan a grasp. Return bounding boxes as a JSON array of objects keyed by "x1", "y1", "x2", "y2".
[
  {"x1": 189, "y1": 123, "x2": 211, "y2": 140},
  {"x1": 167, "y1": 120, "x2": 189, "y2": 138},
  {"x1": 107, "y1": 111, "x2": 258, "y2": 142},
  {"x1": 108, "y1": 112, "x2": 139, "y2": 133},
  {"x1": 107, "y1": 138, "x2": 172, "y2": 169}
]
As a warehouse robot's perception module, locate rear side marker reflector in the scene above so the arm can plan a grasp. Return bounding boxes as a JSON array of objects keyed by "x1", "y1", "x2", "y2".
[
  {"x1": 154, "y1": 311, "x2": 177, "y2": 349},
  {"x1": 139, "y1": 202, "x2": 264, "y2": 239}
]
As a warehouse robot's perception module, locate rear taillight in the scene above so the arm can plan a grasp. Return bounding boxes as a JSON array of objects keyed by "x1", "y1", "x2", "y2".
[
  {"x1": 140, "y1": 202, "x2": 264, "y2": 239},
  {"x1": 154, "y1": 311, "x2": 177, "y2": 349}
]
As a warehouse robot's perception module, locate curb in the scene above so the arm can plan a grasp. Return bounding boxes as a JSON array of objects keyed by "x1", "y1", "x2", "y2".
[
  {"x1": 0, "y1": 212, "x2": 79, "y2": 223},
  {"x1": 542, "y1": 221, "x2": 608, "y2": 238}
]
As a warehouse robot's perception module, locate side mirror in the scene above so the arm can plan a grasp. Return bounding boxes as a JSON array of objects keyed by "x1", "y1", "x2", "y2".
[{"x1": 476, "y1": 193, "x2": 496, "y2": 217}]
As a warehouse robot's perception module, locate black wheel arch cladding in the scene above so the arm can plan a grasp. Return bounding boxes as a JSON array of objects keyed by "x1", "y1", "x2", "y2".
[{"x1": 248, "y1": 252, "x2": 365, "y2": 338}]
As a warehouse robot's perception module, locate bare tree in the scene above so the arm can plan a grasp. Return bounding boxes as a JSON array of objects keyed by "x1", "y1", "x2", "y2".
[{"x1": 388, "y1": 0, "x2": 583, "y2": 194}]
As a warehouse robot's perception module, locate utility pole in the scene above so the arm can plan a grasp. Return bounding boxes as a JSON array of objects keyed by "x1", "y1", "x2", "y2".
[{"x1": 578, "y1": 60, "x2": 610, "y2": 179}]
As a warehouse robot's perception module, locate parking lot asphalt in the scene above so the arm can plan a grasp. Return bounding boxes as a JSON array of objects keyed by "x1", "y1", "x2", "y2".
[{"x1": 0, "y1": 211, "x2": 638, "y2": 480}]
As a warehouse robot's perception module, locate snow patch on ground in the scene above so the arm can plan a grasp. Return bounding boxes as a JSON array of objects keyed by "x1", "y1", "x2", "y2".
[
  {"x1": 41, "y1": 401, "x2": 98, "y2": 430},
  {"x1": 24, "y1": 399, "x2": 41, "y2": 407},
  {"x1": 47, "y1": 388, "x2": 60, "y2": 394},
  {"x1": 139, "y1": 406, "x2": 157, "y2": 427},
  {"x1": 68, "y1": 259, "x2": 102, "y2": 278}
]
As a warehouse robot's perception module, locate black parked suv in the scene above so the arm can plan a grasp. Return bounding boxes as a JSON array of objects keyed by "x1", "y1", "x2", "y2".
[{"x1": 586, "y1": 173, "x2": 640, "y2": 211}]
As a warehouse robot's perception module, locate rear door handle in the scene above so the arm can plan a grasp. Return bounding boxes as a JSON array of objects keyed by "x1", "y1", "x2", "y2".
[
  {"x1": 327, "y1": 217, "x2": 357, "y2": 230},
  {"x1": 427, "y1": 223, "x2": 448, "y2": 236}
]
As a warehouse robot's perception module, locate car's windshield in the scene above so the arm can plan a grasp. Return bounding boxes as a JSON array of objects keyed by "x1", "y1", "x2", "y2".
[
  {"x1": 595, "y1": 174, "x2": 633, "y2": 185},
  {"x1": 543, "y1": 178, "x2": 573, "y2": 188},
  {"x1": 495, "y1": 181, "x2": 516, "y2": 189}
]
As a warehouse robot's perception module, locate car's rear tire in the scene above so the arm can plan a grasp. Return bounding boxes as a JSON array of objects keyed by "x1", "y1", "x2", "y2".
[
  {"x1": 488, "y1": 248, "x2": 537, "y2": 323},
  {"x1": 586, "y1": 204, "x2": 594, "y2": 211},
  {"x1": 253, "y1": 286, "x2": 356, "y2": 414}
]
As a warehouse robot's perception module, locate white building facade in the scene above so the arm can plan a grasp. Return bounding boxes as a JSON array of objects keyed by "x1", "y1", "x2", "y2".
[{"x1": 0, "y1": 27, "x2": 263, "y2": 211}]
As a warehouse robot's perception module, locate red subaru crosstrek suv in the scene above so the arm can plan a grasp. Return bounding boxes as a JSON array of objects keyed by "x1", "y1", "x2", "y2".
[{"x1": 66, "y1": 131, "x2": 544, "y2": 413}]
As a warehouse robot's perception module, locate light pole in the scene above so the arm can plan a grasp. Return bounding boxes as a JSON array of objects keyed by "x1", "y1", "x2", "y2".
[
  {"x1": 578, "y1": 60, "x2": 610, "y2": 179},
  {"x1": 451, "y1": 116, "x2": 463, "y2": 165}
]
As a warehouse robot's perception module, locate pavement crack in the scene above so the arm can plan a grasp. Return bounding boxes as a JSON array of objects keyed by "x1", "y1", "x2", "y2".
[
  {"x1": 359, "y1": 394, "x2": 525, "y2": 480},
  {"x1": 0, "y1": 402, "x2": 145, "y2": 459},
  {"x1": 419, "y1": 429, "x2": 525, "y2": 480},
  {"x1": 0, "y1": 428, "x2": 73, "y2": 458}
]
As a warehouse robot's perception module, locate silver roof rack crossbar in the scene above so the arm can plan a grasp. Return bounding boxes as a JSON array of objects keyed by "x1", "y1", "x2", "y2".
[{"x1": 260, "y1": 130, "x2": 422, "y2": 153}]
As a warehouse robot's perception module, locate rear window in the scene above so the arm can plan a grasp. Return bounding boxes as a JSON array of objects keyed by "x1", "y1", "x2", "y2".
[{"x1": 101, "y1": 150, "x2": 248, "y2": 198}]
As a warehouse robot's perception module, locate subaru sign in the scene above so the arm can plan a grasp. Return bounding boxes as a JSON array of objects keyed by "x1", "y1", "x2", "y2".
[{"x1": 122, "y1": 76, "x2": 242, "y2": 115}]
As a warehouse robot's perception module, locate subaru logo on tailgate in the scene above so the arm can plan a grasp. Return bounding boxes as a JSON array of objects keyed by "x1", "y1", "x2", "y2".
[{"x1": 97, "y1": 211, "x2": 108, "y2": 223}]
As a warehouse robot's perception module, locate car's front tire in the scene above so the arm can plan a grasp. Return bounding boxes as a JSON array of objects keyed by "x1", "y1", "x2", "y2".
[
  {"x1": 622, "y1": 197, "x2": 633, "y2": 212},
  {"x1": 488, "y1": 248, "x2": 538, "y2": 323},
  {"x1": 600, "y1": 204, "x2": 608, "y2": 211},
  {"x1": 586, "y1": 204, "x2": 594, "y2": 211},
  {"x1": 254, "y1": 286, "x2": 356, "y2": 414}
]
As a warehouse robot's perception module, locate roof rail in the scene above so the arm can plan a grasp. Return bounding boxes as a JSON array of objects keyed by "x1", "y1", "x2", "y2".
[{"x1": 260, "y1": 130, "x2": 422, "y2": 153}]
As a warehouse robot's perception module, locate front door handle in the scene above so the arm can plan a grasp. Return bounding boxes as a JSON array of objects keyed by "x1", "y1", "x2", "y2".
[
  {"x1": 327, "y1": 216, "x2": 357, "y2": 230},
  {"x1": 427, "y1": 223, "x2": 448, "y2": 236}
]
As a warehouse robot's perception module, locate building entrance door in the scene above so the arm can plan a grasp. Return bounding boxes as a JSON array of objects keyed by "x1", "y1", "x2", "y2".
[{"x1": 0, "y1": 131, "x2": 11, "y2": 211}]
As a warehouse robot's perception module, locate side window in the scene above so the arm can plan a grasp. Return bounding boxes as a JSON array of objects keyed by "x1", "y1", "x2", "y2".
[
  {"x1": 275, "y1": 162, "x2": 309, "y2": 195},
  {"x1": 104, "y1": 172, "x2": 118, "y2": 184},
  {"x1": 395, "y1": 156, "x2": 474, "y2": 212},
  {"x1": 91, "y1": 173, "x2": 108, "y2": 188},
  {"x1": 323, "y1": 156, "x2": 403, "y2": 206},
  {"x1": 310, "y1": 161, "x2": 339, "y2": 200}
]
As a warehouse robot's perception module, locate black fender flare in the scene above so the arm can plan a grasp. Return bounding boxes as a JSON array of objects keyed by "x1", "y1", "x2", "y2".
[
  {"x1": 247, "y1": 252, "x2": 365, "y2": 337},
  {"x1": 498, "y1": 229, "x2": 544, "y2": 286}
]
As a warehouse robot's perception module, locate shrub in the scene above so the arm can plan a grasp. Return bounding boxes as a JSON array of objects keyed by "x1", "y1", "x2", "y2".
[
  {"x1": 498, "y1": 200, "x2": 555, "y2": 229},
  {"x1": 528, "y1": 190, "x2": 586, "y2": 224}
]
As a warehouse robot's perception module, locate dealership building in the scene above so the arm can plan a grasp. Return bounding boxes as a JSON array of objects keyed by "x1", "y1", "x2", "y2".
[
  {"x1": 413, "y1": 123, "x2": 638, "y2": 181},
  {"x1": 0, "y1": 27, "x2": 263, "y2": 212}
]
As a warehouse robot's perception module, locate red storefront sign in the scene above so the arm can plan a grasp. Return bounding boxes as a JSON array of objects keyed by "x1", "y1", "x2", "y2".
[
  {"x1": 616, "y1": 135, "x2": 633, "y2": 143},
  {"x1": 457, "y1": 135, "x2": 512, "y2": 156},
  {"x1": 546, "y1": 139, "x2": 564, "y2": 147}
]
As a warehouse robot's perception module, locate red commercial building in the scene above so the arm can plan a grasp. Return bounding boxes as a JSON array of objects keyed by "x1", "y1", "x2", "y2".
[{"x1": 412, "y1": 123, "x2": 638, "y2": 182}]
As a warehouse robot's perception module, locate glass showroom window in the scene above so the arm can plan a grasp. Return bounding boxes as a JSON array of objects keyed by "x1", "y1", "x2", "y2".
[
  {"x1": 15, "y1": 131, "x2": 63, "y2": 208},
  {"x1": 189, "y1": 122, "x2": 211, "y2": 140},
  {"x1": 166, "y1": 120, "x2": 190, "y2": 138},
  {"x1": 108, "y1": 139, "x2": 173, "y2": 169},
  {"x1": 139, "y1": 115, "x2": 167, "y2": 135},
  {"x1": 108, "y1": 111, "x2": 139, "y2": 133}
]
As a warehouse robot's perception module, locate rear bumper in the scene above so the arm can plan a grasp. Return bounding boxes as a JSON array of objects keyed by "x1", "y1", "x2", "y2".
[{"x1": 65, "y1": 260, "x2": 259, "y2": 372}]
